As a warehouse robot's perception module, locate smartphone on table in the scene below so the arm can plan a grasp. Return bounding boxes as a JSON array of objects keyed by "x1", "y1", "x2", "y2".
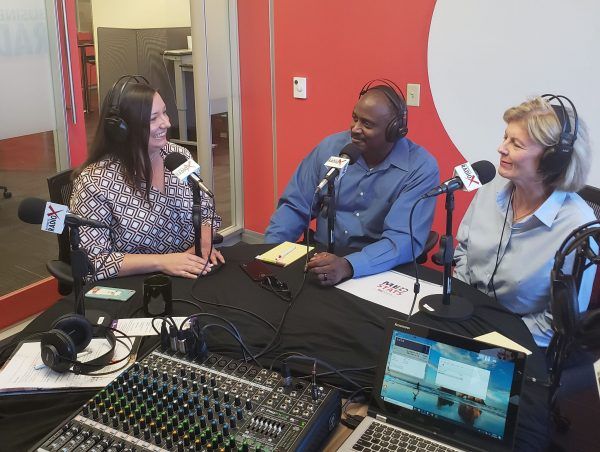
[{"x1": 240, "y1": 259, "x2": 274, "y2": 281}]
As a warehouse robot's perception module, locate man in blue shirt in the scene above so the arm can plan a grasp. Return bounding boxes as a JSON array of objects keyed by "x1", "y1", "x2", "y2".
[{"x1": 265, "y1": 81, "x2": 439, "y2": 285}]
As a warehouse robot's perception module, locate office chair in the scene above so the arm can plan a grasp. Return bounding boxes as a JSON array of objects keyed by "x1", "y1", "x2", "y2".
[{"x1": 46, "y1": 169, "x2": 76, "y2": 295}]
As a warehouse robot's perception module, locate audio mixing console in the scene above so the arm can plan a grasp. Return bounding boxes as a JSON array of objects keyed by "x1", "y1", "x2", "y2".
[{"x1": 33, "y1": 347, "x2": 341, "y2": 451}]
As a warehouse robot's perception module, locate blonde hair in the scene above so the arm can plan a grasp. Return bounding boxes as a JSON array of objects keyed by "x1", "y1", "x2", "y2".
[{"x1": 503, "y1": 96, "x2": 591, "y2": 192}]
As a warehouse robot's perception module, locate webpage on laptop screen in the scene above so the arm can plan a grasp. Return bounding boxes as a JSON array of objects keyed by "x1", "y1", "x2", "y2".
[{"x1": 380, "y1": 330, "x2": 515, "y2": 440}]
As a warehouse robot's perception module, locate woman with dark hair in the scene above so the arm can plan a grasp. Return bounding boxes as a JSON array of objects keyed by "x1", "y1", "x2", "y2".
[
  {"x1": 454, "y1": 95, "x2": 595, "y2": 346},
  {"x1": 70, "y1": 75, "x2": 224, "y2": 281}
]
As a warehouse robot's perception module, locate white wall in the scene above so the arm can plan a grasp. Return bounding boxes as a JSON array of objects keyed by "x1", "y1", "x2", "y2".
[
  {"x1": 429, "y1": 0, "x2": 600, "y2": 188},
  {"x1": 0, "y1": 0, "x2": 55, "y2": 139},
  {"x1": 90, "y1": 0, "x2": 190, "y2": 33}
]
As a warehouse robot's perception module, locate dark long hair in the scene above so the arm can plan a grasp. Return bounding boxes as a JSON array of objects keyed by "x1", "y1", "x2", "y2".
[{"x1": 75, "y1": 81, "x2": 157, "y2": 203}]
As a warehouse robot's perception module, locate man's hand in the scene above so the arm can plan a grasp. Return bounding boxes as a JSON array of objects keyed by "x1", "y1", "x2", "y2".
[{"x1": 306, "y1": 252, "x2": 353, "y2": 286}]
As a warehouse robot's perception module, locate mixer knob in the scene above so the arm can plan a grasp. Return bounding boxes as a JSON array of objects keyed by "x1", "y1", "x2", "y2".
[
  {"x1": 180, "y1": 367, "x2": 186, "y2": 377},
  {"x1": 192, "y1": 381, "x2": 198, "y2": 391},
  {"x1": 154, "y1": 432, "x2": 162, "y2": 445},
  {"x1": 222, "y1": 423, "x2": 230, "y2": 437},
  {"x1": 207, "y1": 408, "x2": 214, "y2": 420},
  {"x1": 204, "y1": 396, "x2": 210, "y2": 408},
  {"x1": 225, "y1": 404, "x2": 232, "y2": 416},
  {"x1": 218, "y1": 412, "x2": 225, "y2": 425},
  {"x1": 200, "y1": 415, "x2": 207, "y2": 428},
  {"x1": 202, "y1": 384, "x2": 209, "y2": 395},
  {"x1": 182, "y1": 378, "x2": 188, "y2": 388},
  {"x1": 236, "y1": 408, "x2": 243, "y2": 420},
  {"x1": 223, "y1": 391, "x2": 230, "y2": 403},
  {"x1": 200, "y1": 374, "x2": 207, "y2": 384},
  {"x1": 213, "y1": 388, "x2": 220, "y2": 399},
  {"x1": 210, "y1": 376, "x2": 217, "y2": 387},
  {"x1": 214, "y1": 401, "x2": 221, "y2": 412},
  {"x1": 234, "y1": 395, "x2": 241, "y2": 406},
  {"x1": 245, "y1": 399, "x2": 252, "y2": 411},
  {"x1": 229, "y1": 416, "x2": 237, "y2": 429},
  {"x1": 211, "y1": 419, "x2": 218, "y2": 432}
]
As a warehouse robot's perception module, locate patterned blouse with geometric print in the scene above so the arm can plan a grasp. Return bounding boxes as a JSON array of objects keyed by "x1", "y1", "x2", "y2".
[{"x1": 70, "y1": 142, "x2": 221, "y2": 281}]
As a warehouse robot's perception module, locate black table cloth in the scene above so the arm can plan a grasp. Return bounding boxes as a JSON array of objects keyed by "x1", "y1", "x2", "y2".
[{"x1": 0, "y1": 243, "x2": 549, "y2": 451}]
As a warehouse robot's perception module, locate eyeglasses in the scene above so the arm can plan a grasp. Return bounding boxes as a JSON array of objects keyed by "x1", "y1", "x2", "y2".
[{"x1": 259, "y1": 275, "x2": 292, "y2": 302}]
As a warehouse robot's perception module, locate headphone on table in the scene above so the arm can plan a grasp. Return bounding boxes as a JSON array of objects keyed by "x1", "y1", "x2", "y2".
[
  {"x1": 40, "y1": 313, "x2": 116, "y2": 374},
  {"x1": 358, "y1": 79, "x2": 408, "y2": 142},
  {"x1": 538, "y1": 94, "x2": 579, "y2": 181},
  {"x1": 551, "y1": 220, "x2": 600, "y2": 345},
  {"x1": 104, "y1": 74, "x2": 151, "y2": 143}
]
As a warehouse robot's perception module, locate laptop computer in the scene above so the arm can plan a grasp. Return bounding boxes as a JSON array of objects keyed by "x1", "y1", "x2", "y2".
[{"x1": 339, "y1": 318, "x2": 527, "y2": 452}]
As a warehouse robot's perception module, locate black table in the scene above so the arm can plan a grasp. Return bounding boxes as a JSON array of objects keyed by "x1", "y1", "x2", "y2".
[{"x1": 0, "y1": 243, "x2": 549, "y2": 451}]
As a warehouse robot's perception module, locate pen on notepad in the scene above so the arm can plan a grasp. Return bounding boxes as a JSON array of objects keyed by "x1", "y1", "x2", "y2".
[{"x1": 276, "y1": 245, "x2": 296, "y2": 261}]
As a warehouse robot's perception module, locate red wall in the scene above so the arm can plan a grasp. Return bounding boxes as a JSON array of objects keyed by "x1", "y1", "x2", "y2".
[
  {"x1": 238, "y1": 0, "x2": 475, "y2": 251},
  {"x1": 237, "y1": 1, "x2": 275, "y2": 232}
]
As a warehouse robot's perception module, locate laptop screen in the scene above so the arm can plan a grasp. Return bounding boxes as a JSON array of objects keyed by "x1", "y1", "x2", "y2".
[{"x1": 372, "y1": 319, "x2": 526, "y2": 450}]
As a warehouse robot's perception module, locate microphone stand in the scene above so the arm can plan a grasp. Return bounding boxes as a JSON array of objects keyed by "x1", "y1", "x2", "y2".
[
  {"x1": 191, "y1": 184, "x2": 203, "y2": 258},
  {"x1": 419, "y1": 191, "x2": 473, "y2": 321},
  {"x1": 326, "y1": 178, "x2": 336, "y2": 253},
  {"x1": 69, "y1": 225, "x2": 110, "y2": 325}
]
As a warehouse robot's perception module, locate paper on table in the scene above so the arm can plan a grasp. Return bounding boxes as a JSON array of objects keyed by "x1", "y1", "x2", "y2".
[
  {"x1": 474, "y1": 332, "x2": 532, "y2": 355},
  {"x1": 112, "y1": 317, "x2": 189, "y2": 336},
  {"x1": 336, "y1": 270, "x2": 442, "y2": 315},
  {"x1": 256, "y1": 241, "x2": 314, "y2": 267},
  {"x1": 0, "y1": 335, "x2": 136, "y2": 393}
]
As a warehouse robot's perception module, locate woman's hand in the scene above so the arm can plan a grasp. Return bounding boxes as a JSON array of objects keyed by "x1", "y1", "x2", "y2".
[{"x1": 159, "y1": 252, "x2": 215, "y2": 279}]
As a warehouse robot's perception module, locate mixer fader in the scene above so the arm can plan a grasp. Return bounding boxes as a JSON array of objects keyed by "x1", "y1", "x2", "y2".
[{"x1": 33, "y1": 347, "x2": 341, "y2": 451}]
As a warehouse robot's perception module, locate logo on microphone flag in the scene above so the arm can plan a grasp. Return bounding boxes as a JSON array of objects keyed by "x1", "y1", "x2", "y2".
[
  {"x1": 172, "y1": 158, "x2": 201, "y2": 181},
  {"x1": 323, "y1": 155, "x2": 351, "y2": 179},
  {"x1": 42, "y1": 202, "x2": 68, "y2": 234},
  {"x1": 453, "y1": 162, "x2": 481, "y2": 192}
]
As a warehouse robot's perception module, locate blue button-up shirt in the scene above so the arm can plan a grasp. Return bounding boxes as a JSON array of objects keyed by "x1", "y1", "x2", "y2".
[
  {"x1": 454, "y1": 175, "x2": 596, "y2": 346},
  {"x1": 265, "y1": 131, "x2": 439, "y2": 277}
]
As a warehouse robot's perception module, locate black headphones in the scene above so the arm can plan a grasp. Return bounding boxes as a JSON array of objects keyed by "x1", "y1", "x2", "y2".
[
  {"x1": 551, "y1": 220, "x2": 600, "y2": 341},
  {"x1": 538, "y1": 94, "x2": 579, "y2": 181},
  {"x1": 40, "y1": 313, "x2": 116, "y2": 374},
  {"x1": 104, "y1": 74, "x2": 151, "y2": 143},
  {"x1": 359, "y1": 79, "x2": 408, "y2": 142}
]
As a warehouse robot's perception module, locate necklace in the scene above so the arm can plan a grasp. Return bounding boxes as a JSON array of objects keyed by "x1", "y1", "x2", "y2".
[{"x1": 512, "y1": 190, "x2": 547, "y2": 222}]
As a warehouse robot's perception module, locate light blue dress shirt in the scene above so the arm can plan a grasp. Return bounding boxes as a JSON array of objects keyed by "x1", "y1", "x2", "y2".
[
  {"x1": 454, "y1": 175, "x2": 596, "y2": 347},
  {"x1": 265, "y1": 131, "x2": 439, "y2": 277}
]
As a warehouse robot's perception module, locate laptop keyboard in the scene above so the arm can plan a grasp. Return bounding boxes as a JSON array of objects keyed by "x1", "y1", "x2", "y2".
[{"x1": 351, "y1": 420, "x2": 459, "y2": 452}]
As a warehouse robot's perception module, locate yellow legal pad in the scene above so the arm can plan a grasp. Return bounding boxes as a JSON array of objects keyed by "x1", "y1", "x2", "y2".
[{"x1": 256, "y1": 241, "x2": 314, "y2": 267}]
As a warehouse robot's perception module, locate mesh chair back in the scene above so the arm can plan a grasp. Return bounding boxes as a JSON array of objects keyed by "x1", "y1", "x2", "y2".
[
  {"x1": 47, "y1": 169, "x2": 74, "y2": 264},
  {"x1": 578, "y1": 185, "x2": 600, "y2": 220}
]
